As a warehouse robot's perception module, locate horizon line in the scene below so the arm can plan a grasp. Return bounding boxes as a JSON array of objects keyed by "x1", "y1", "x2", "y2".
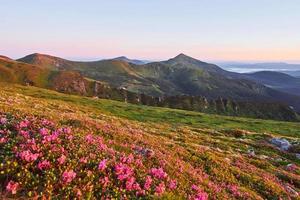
[{"x1": 2, "y1": 52, "x2": 300, "y2": 65}]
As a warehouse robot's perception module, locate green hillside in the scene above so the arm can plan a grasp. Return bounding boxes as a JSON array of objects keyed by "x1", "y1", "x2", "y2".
[
  {"x1": 1, "y1": 83, "x2": 300, "y2": 199},
  {"x1": 18, "y1": 53, "x2": 300, "y2": 113}
]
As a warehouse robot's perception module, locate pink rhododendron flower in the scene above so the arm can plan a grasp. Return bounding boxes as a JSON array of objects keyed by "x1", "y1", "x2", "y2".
[
  {"x1": 150, "y1": 167, "x2": 167, "y2": 179},
  {"x1": 19, "y1": 130, "x2": 30, "y2": 138},
  {"x1": 19, "y1": 150, "x2": 39, "y2": 162},
  {"x1": 62, "y1": 170, "x2": 76, "y2": 183},
  {"x1": 39, "y1": 128, "x2": 49, "y2": 136},
  {"x1": 98, "y1": 159, "x2": 107, "y2": 171},
  {"x1": 6, "y1": 181, "x2": 19, "y2": 194},
  {"x1": 192, "y1": 184, "x2": 199, "y2": 191},
  {"x1": 144, "y1": 176, "x2": 152, "y2": 190},
  {"x1": 19, "y1": 120, "x2": 30, "y2": 128},
  {"x1": 115, "y1": 163, "x2": 134, "y2": 181},
  {"x1": 169, "y1": 179, "x2": 177, "y2": 190},
  {"x1": 76, "y1": 189, "x2": 82, "y2": 197},
  {"x1": 85, "y1": 134, "x2": 94, "y2": 143},
  {"x1": 99, "y1": 176, "x2": 110, "y2": 189},
  {"x1": 194, "y1": 192, "x2": 209, "y2": 200},
  {"x1": 0, "y1": 137, "x2": 7, "y2": 143},
  {"x1": 58, "y1": 154, "x2": 66, "y2": 165},
  {"x1": 0, "y1": 117, "x2": 7, "y2": 125},
  {"x1": 155, "y1": 182, "x2": 166, "y2": 195},
  {"x1": 79, "y1": 157, "x2": 88, "y2": 164},
  {"x1": 41, "y1": 119, "x2": 54, "y2": 127},
  {"x1": 126, "y1": 177, "x2": 136, "y2": 191},
  {"x1": 43, "y1": 132, "x2": 59, "y2": 143},
  {"x1": 38, "y1": 160, "x2": 51, "y2": 170},
  {"x1": 62, "y1": 127, "x2": 71, "y2": 134},
  {"x1": 230, "y1": 185, "x2": 241, "y2": 197}
]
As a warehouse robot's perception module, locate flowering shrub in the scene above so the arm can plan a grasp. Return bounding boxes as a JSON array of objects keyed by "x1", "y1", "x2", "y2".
[{"x1": 0, "y1": 114, "x2": 177, "y2": 198}]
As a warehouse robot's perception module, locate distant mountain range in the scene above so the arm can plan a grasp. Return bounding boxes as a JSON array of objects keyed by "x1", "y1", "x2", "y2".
[
  {"x1": 111, "y1": 56, "x2": 148, "y2": 65},
  {"x1": 220, "y1": 62, "x2": 300, "y2": 77},
  {"x1": 1, "y1": 53, "x2": 300, "y2": 121}
]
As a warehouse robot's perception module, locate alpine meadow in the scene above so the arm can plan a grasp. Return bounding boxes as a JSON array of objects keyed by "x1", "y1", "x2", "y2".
[{"x1": 1, "y1": 1, "x2": 300, "y2": 199}]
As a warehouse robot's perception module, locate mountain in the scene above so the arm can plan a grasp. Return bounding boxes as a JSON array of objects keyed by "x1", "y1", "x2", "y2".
[
  {"x1": 220, "y1": 62, "x2": 300, "y2": 71},
  {"x1": 17, "y1": 53, "x2": 300, "y2": 111},
  {"x1": 1, "y1": 53, "x2": 300, "y2": 121},
  {"x1": 0, "y1": 55, "x2": 12, "y2": 61},
  {"x1": 112, "y1": 56, "x2": 146, "y2": 65},
  {"x1": 245, "y1": 71, "x2": 300, "y2": 96},
  {"x1": 282, "y1": 70, "x2": 300, "y2": 78}
]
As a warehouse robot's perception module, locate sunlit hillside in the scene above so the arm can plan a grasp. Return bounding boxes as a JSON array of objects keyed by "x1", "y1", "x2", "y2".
[{"x1": 1, "y1": 83, "x2": 300, "y2": 199}]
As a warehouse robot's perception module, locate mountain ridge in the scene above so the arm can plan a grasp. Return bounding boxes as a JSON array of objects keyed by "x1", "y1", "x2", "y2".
[{"x1": 1, "y1": 53, "x2": 300, "y2": 121}]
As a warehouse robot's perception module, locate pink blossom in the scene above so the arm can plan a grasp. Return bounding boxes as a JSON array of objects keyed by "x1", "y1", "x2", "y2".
[
  {"x1": 76, "y1": 189, "x2": 82, "y2": 197},
  {"x1": 85, "y1": 134, "x2": 94, "y2": 143},
  {"x1": 57, "y1": 154, "x2": 66, "y2": 165},
  {"x1": 100, "y1": 176, "x2": 110, "y2": 188},
  {"x1": 6, "y1": 180, "x2": 19, "y2": 194},
  {"x1": 79, "y1": 157, "x2": 88, "y2": 164},
  {"x1": 150, "y1": 167, "x2": 167, "y2": 179},
  {"x1": 125, "y1": 177, "x2": 136, "y2": 191},
  {"x1": 19, "y1": 130, "x2": 30, "y2": 138},
  {"x1": 192, "y1": 184, "x2": 199, "y2": 191},
  {"x1": 0, "y1": 137, "x2": 7, "y2": 143},
  {"x1": 0, "y1": 117, "x2": 7, "y2": 125},
  {"x1": 38, "y1": 160, "x2": 51, "y2": 170},
  {"x1": 155, "y1": 182, "x2": 166, "y2": 195},
  {"x1": 62, "y1": 170, "x2": 76, "y2": 183},
  {"x1": 39, "y1": 128, "x2": 49, "y2": 136},
  {"x1": 169, "y1": 179, "x2": 177, "y2": 190},
  {"x1": 19, "y1": 120, "x2": 30, "y2": 128},
  {"x1": 62, "y1": 127, "x2": 71, "y2": 134},
  {"x1": 194, "y1": 192, "x2": 208, "y2": 200},
  {"x1": 115, "y1": 163, "x2": 133, "y2": 181},
  {"x1": 43, "y1": 132, "x2": 58, "y2": 143},
  {"x1": 41, "y1": 119, "x2": 54, "y2": 127},
  {"x1": 228, "y1": 184, "x2": 241, "y2": 197},
  {"x1": 19, "y1": 150, "x2": 39, "y2": 162},
  {"x1": 144, "y1": 176, "x2": 152, "y2": 190},
  {"x1": 98, "y1": 159, "x2": 107, "y2": 171}
]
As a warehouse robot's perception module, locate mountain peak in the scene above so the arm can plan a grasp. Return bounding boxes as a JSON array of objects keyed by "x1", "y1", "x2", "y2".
[
  {"x1": 0, "y1": 55, "x2": 12, "y2": 61},
  {"x1": 168, "y1": 53, "x2": 202, "y2": 64},
  {"x1": 114, "y1": 56, "x2": 128, "y2": 60},
  {"x1": 112, "y1": 56, "x2": 145, "y2": 65},
  {"x1": 18, "y1": 53, "x2": 64, "y2": 63},
  {"x1": 173, "y1": 53, "x2": 193, "y2": 60}
]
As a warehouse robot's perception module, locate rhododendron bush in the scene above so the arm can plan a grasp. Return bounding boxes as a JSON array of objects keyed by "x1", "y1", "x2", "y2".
[{"x1": 0, "y1": 114, "x2": 178, "y2": 198}]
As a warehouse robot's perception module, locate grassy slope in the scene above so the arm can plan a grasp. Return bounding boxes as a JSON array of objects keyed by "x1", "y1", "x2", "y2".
[
  {"x1": 3, "y1": 83, "x2": 299, "y2": 137},
  {"x1": 1, "y1": 83, "x2": 300, "y2": 199}
]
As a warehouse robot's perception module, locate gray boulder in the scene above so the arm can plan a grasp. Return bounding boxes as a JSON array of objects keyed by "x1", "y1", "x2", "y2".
[{"x1": 270, "y1": 138, "x2": 291, "y2": 151}]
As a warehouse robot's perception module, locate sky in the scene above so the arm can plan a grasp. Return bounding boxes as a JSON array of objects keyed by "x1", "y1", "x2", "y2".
[{"x1": 1, "y1": 0, "x2": 300, "y2": 62}]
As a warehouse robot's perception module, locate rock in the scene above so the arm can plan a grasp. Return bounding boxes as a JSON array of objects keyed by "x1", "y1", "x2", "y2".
[
  {"x1": 134, "y1": 147, "x2": 154, "y2": 158},
  {"x1": 259, "y1": 155, "x2": 269, "y2": 160},
  {"x1": 296, "y1": 154, "x2": 300, "y2": 160},
  {"x1": 286, "y1": 163, "x2": 297, "y2": 171},
  {"x1": 270, "y1": 138, "x2": 291, "y2": 151},
  {"x1": 247, "y1": 149, "x2": 255, "y2": 157}
]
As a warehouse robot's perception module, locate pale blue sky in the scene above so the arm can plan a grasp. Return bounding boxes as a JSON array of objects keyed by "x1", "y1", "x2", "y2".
[{"x1": 1, "y1": 0, "x2": 300, "y2": 62}]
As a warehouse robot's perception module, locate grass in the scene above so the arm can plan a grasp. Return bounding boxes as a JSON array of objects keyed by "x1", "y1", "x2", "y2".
[
  {"x1": 2, "y1": 83, "x2": 299, "y2": 138},
  {"x1": 1, "y1": 82, "x2": 300, "y2": 199}
]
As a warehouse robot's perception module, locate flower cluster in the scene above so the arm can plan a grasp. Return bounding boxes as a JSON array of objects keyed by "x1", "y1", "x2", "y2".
[{"x1": 0, "y1": 114, "x2": 177, "y2": 198}]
